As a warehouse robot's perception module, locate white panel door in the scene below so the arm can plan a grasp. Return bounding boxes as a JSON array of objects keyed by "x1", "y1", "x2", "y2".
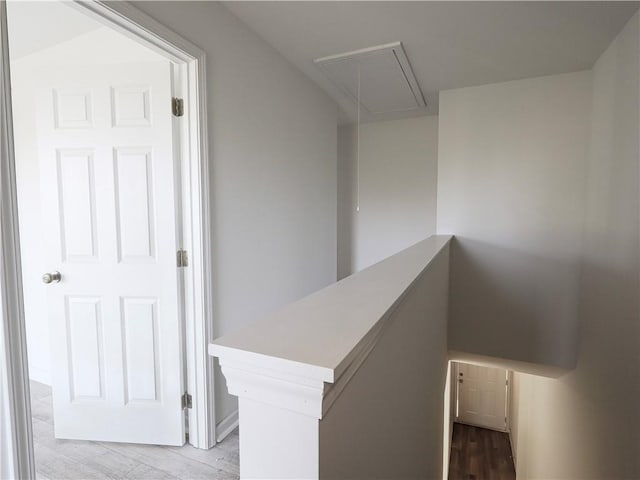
[
  {"x1": 36, "y1": 62, "x2": 185, "y2": 445},
  {"x1": 456, "y1": 362, "x2": 508, "y2": 431}
]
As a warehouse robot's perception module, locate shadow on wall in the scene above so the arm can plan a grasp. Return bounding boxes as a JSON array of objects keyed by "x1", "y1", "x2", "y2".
[
  {"x1": 448, "y1": 236, "x2": 581, "y2": 370},
  {"x1": 511, "y1": 249, "x2": 640, "y2": 479},
  {"x1": 572, "y1": 250, "x2": 639, "y2": 407}
]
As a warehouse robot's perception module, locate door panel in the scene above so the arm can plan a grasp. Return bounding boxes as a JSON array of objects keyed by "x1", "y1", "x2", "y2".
[
  {"x1": 113, "y1": 147, "x2": 155, "y2": 261},
  {"x1": 57, "y1": 149, "x2": 98, "y2": 261},
  {"x1": 122, "y1": 297, "x2": 160, "y2": 403},
  {"x1": 66, "y1": 296, "x2": 104, "y2": 400},
  {"x1": 456, "y1": 362, "x2": 508, "y2": 432},
  {"x1": 37, "y1": 63, "x2": 184, "y2": 446}
]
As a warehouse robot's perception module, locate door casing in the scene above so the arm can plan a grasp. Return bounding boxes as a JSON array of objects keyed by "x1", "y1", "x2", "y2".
[
  {"x1": 1, "y1": 2, "x2": 215, "y2": 476},
  {"x1": 1, "y1": 2, "x2": 34, "y2": 477}
]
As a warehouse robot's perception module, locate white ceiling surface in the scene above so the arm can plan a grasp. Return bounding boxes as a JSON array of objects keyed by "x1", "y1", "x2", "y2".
[
  {"x1": 6, "y1": 1, "x2": 101, "y2": 59},
  {"x1": 224, "y1": 1, "x2": 640, "y2": 124}
]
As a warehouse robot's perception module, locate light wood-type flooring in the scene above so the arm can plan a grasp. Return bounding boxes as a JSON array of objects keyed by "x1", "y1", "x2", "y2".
[
  {"x1": 30, "y1": 381, "x2": 240, "y2": 480},
  {"x1": 448, "y1": 422, "x2": 516, "y2": 480}
]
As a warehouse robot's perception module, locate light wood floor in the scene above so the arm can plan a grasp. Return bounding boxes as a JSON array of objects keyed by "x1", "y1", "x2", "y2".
[
  {"x1": 448, "y1": 422, "x2": 516, "y2": 480},
  {"x1": 30, "y1": 381, "x2": 240, "y2": 480}
]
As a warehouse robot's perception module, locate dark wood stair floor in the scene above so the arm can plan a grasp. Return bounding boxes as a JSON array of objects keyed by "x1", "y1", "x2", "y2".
[{"x1": 448, "y1": 423, "x2": 516, "y2": 480}]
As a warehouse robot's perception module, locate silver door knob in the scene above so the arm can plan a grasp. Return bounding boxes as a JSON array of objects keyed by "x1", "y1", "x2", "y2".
[{"x1": 42, "y1": 271, "x2": 61, "y2": 284}]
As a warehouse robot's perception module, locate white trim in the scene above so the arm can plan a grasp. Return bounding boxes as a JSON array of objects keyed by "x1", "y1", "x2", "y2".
[
  {"x1": 0, "y1": 2, "x2": 36, "y2": 478},
  {"x1": 314, "y1": 41, "x2": 426, "y2": 114},
  {"x1": 509, "y1": 430, "x2": 517, "y2": 468},
  {"x1": 215, "y1": 409, "x2": 239, "y2": 443},
  {"x1": 452, "y1": 364, "x2": 461, "y2": 424},
  {"x1": 67, "y1": 1, "x2": 204, "y2": 64},
  {"x1": 219, "y1": 361, "x2": 326, "y2": 419},
  {"x1": 505, "y1": 370, "x2": 513, "y2": 433}
]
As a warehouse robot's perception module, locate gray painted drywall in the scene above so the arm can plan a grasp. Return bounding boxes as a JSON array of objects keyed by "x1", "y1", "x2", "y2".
[
  {"x1": 337, "y1": 124, "x2": 356, "y2": 280},
  {"x1": 437, "y1": 71, "x2": 592, "y2": 369},
  {"x1": 319, "y1": 245, "x2": 449, "y2": 479},
  {"x1": 131, "y1": 1, "x2": 339, "y2": 426},
  {"x1": 337, "y1": 115, "x2": 438, "y2": 278},
  {"x1": 511, "y1": 12, "x2": 640, "y2": 479}
]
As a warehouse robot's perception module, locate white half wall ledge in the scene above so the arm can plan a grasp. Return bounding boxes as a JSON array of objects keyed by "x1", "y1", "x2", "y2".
[
  {"x1": 208, "y1": 234, "x2": 452, "y2": 420},
  {"x1": 209, "y1": 235, "x2": 452, "y2": 479}
]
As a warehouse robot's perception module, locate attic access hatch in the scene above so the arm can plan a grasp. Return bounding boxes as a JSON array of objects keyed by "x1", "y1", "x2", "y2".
[{"x1": 314, "y1": 42, "x2": 426, "y2": 116}]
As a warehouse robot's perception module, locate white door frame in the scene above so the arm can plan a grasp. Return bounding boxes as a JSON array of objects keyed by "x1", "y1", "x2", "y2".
[
  {"x1": 0, "y1": 1, "x2": 215, "y2": 474},
  {"x1": 1, "y1": 1, "x2": 35, "y2": 476}
]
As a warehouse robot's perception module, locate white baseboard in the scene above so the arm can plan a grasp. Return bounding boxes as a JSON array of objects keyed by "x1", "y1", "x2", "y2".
[
  {"x1": 216, "y1": 409, "x2": 238, "y2": 443},
  {"x1": 28, "y1": 365, "x2": 51, "y2": 386}
]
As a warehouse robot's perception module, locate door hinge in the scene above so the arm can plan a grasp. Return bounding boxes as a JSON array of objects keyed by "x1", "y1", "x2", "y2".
[
  {"x1": 172, "y1": 97, "x2": 184, "y2": 117},
  {"x1": 177, "y1": 249, "x2": 189, "y2": 267},
  {"x1": 182, "y1": 392, "x2": 192, "y2": 409}
]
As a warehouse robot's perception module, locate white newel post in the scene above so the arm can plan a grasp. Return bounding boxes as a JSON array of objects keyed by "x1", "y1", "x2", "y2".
[{"x1": 208, "y1": 348, "x2": 330, "y2": 479}]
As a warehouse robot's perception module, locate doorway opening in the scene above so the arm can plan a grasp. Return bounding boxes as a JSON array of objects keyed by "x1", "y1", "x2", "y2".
[
  {"x1": 446, "y1": 361, "x2": 515, "y2": 480},
  {"x1": 3, "y1": 1, "x2": 224, "y2": 477},
  {"x1": 454, "y1": 361, "x2": 509, "y2": 432}
]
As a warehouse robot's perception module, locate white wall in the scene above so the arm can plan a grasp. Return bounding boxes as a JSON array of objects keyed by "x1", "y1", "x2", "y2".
[
  {"x1": 131, "y1": 1, "x2": 338, "y2": 427},
  {"x1": 437, "y1": 71, "x2": 592, "y2": 369},
  {"x1": 11, "y1": 58, "x2": 47, "y2": 384},
  {"x1": 337, "y1": 115, "x2": 438, "y2": 277},
  {"x1": 10, "y1": 27, "x2": 168, "y2": 386},
  {"x1": 511, "y1": 12, "x2": 640, "y2": 479}
]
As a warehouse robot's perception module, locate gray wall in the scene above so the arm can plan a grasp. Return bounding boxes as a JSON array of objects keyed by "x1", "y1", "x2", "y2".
[
  {"x1": 511, "y1": 12, "x2": 640, "y2": 479},
  {"x1": 319, "y1": 245, "x2": 449, "y2": 479},
  {"x1": 337, "y1": 115, "x2": 438, "y2": 278},
  {"x1": 437, "y1": 70, "x2": 592, "y2": 369},
  {"x1": 131, "y1": 1, "x2": 339, "y2": 427}
]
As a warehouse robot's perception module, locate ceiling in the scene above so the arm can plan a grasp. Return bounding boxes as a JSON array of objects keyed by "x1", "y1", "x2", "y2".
[
  {"x1": 224, "y1": 1, "x2": 640, "y2": 124},
  {"x1": 6, "y1": 1, "x2": 101, "y2": 60}
]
